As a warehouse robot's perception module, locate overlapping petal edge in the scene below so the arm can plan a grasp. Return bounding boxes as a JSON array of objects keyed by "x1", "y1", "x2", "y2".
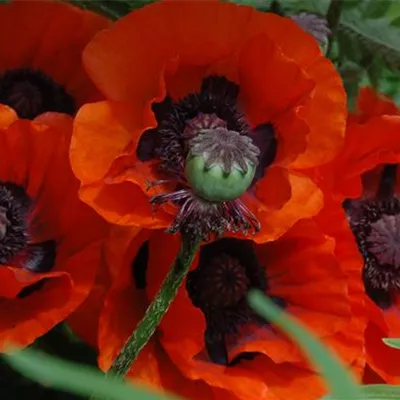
[
  {"x1": 0, "y1": 0, "x2": 110, "y2": 109},
  {"x1": 70, "y1": 0, "x2": 346, "y2": 242},
  {"x1": 313, "y1": 87, "x2": 400, "y2": 384},
  {"x1": 0, "y1": 105, "x2": 108, "y2": 349},
  {"x1": 69, "y1": 201, "x2": 366, "y2": 400}
]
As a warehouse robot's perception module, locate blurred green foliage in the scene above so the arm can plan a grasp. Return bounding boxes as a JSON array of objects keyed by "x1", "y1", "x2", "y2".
[
  {"x1": 383, "y1": 338, "x2": 400, "y2": 350},
  {"x1": 0, "y1": 324, "x2": 95, "y2": 399},
  {"x1": 67, "y1": 0, "x2": 152, "y2": 18},
  {"x1": 6, "y1": 291, "x2": 400, "y2": 400},
  {"x1": 4, "y1": 346, "x2": 181, "y2": 400},
  {"x1": 278, "y1": 0, "x2": 400, "y2": 108},
  {"x1": 248, "y1": 290, "x2": 362, "y2": 399},
  {"x1": 1, "y1": 0, "x2": 400, "y2": 399}
]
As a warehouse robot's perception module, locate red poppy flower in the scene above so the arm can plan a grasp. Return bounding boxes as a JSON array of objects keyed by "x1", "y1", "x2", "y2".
[
  {"x1": 71, "y1": 0, "x2": 346, "y2": 242},
  {"x1": 313, "y1": 88, "x2": 400, "y2": 383},
  {"x1": 75, "y1": 200, "x2": 365, "y2": 400},
  {"x1": 349, "y1": 86, "x2": 399, "y2": 124},
  {"x1": 0, "y1": 0, "x2": 110, "y2": 120},
  {"x1": 0, "y1": 105, "x2": 108, "y2": 350}
]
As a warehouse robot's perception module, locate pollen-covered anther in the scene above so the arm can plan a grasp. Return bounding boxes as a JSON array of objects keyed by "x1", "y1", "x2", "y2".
[
  {"x1": 150, "y1": 188, "x2": 260, "y2": 240},
  {"x1": 367, "y1": 214, "x2": 400, "y2": 268},
  {"x1": 0, "y1": 206, "x2": 9, "y2": 240},
  {"x1": 185, "y1": 128, "x2": 260, "y2": 202},
  {"x1": 148, "y1": 77, "x2": 265, "y2": 239},
  {"x1": 0, "y1": 182, "x2": 32, "y2": 264}
]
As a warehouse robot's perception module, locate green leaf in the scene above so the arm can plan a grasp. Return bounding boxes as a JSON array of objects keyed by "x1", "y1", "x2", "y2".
[
  {"x1": 283, "y1": 0, "x2": 329, "y2": 15},
  {"x1": 323, "y1": 385, "x2": 400, "y2": 399},
  {"x1": 340, "y1": 9, "x2": 400, "y2": 70},
  {"x1": 342, "y1": 0, "x2": 361, "y2": 10},
  {"x1": 362, "y1": 0, "x2": 392, "y2": 19},
  {"x1": 361, "y1": 385, "x2": 400, "y2": 399},
  {"x1": 387, "y1": 1, "x2": 400, "y2": 20},
  {"x1": 379, "y1": 68, "x2": 400, "y2": 105},
  {"x1": 225, "y1": 0, "x2": 272, "y2": 12},
  {"x1": 67, "y1": 0, "x2": 154, "y2": 20},
  {"x1": 391, "y1": 16, "x2": 400, "y2": 27},
  {"x1": 248, "y1": 290, "x2": 362, "y2": 399},
  {"x1": 4, "y1": 348, "x2": 181, "y2": 400},
  {"x1": 365, "y1": 56, "x2": 385, "y2": 89},
  {"x1": 67, "y1": 0, "x2": 128, "y2": 19},
  {"x1": 337, "y1": 27, "x2": 363, "y2": 63},
  {"x1": 281, "y1": 0, "x2": 400, "y2": 70},
  {"x1": 383, "y1": 338, "x2": 400, "y2": 349},
  {"x1": 122, "y1": 0, "x2": 154, "y2": 10},
  {"x1": 338, "y1": 60, "x2": 365, "y2": 112}
]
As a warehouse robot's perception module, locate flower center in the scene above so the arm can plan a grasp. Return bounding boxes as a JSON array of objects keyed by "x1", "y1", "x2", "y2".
[
  {"x1": 0, "y1": 68, "x2": 75, "y2": 119},
  {"x1": 188, "y1": 253, "x2": 251, "y2": 309},
  {"x1": 0, "y1": 182, "x2": 31, "y2": 263},
  {"x1": 367, "y1": 214, "x2": 400, "y2": 267},
  {"x1": 0, "y1": 181, "x2": 56, "y2": 273},
  {"x1": 138, "y1": 76, "x2": 277, "y2": 240},
  {"x1": 186, "y1": 238, "x2": 278, "y2": 365},
  {"x1": 345, "y1": 164, "x2": 400, "y2": 308}
]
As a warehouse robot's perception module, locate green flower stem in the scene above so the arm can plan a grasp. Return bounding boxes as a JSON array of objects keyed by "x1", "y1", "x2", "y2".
[
  {"x1": 108, "y1": 235, "x2": 200, "y2": 378},
  {"x1": 326, "y1": 0, "x2": 343, "y2": 58}
]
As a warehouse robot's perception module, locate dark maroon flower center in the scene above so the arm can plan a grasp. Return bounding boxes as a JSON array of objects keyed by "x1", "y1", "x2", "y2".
[
  {"x1": 0, "y1": 68, "x2": 75, "y2": 119},
  {"x1": 190, "y1": 253, "x2": 251, "y2": 309},
  {"x1": 345, "y1": 164, "x2": 400, "y2": 308},
  {"x1": 137, "y1": 76, "x2": 277, "y2": 240},
  {"x1": 186, "y1": 238, "x2": 284, "y2": 365},
  {"x1": 0, "y1": 181, "x2": 56, "y2": 275}
]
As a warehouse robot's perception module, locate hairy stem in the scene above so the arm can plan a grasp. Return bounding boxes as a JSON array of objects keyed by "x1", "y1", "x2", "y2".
[
  {"x1": 108, "y1": 235, "x2": 200, "y2": 377},
  {"x1": 326, "y1": 0, "x2": 343, "y2": 58}
]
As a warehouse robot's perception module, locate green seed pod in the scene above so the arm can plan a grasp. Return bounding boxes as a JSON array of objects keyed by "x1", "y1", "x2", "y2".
[{"x1": 185, "y1": 153, "x2": 256, "y2": 202}]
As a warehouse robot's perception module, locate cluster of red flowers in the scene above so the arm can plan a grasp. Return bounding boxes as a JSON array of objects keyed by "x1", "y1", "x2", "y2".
[{"x1": 1, "y1": 1, "x2": 399, "y2": 399}]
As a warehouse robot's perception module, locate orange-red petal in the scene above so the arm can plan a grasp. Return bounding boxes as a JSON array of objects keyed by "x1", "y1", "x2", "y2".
[
  {"x1": 0, "y1": 111, "x2": 109, "y2": 348},
  {"x1": 73, "y1": 0, "x2": 346, "y2": 233},
  {"x1": 0, "y1": 0, "x2": 110, "y2": 106},
  {"x1": 353, "y1": 86, "x2": 399, "y2": 123}
]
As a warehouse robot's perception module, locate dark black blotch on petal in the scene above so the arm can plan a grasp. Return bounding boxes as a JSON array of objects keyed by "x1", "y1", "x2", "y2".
[
  {"x1": 24, "y1": 241, "x2": 57, "y2": 273},
  {"x1": 137, "y1": 99, "x2": 173, "y2": 162},
  {"x1": 363, "y1": 276, "x2": 393, "y2": 310},
  {"x1": 136, "y1": 129, "x2": 159, "y2": 162},
  {"x1": 186, "y1": 238, "x2": 284, "y2": 366},
  {"x1": 250, "y1": 123, "x2": 277, "y2": 183},
  {"x1": 271, "y1": 295, "x2": 286, "y2": 309},
  {"x1": 377, "y1": 164, "x2": 398, "y2": 200},
  {"x1": 131, "y1": 241, "x2": 149, "y2": 289},
  {"x1": 0, "y1": 68, "x2": 75, "y2": 119},
  {"x1": 205, "y1": 327, "x2": 229, "y2": 366},
  {"x1": 17, "y1": 278, "x2": 49, "y2": 299},
  {"x1": 230, "y1": 352, "x2": 260, "y2": 366}
]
